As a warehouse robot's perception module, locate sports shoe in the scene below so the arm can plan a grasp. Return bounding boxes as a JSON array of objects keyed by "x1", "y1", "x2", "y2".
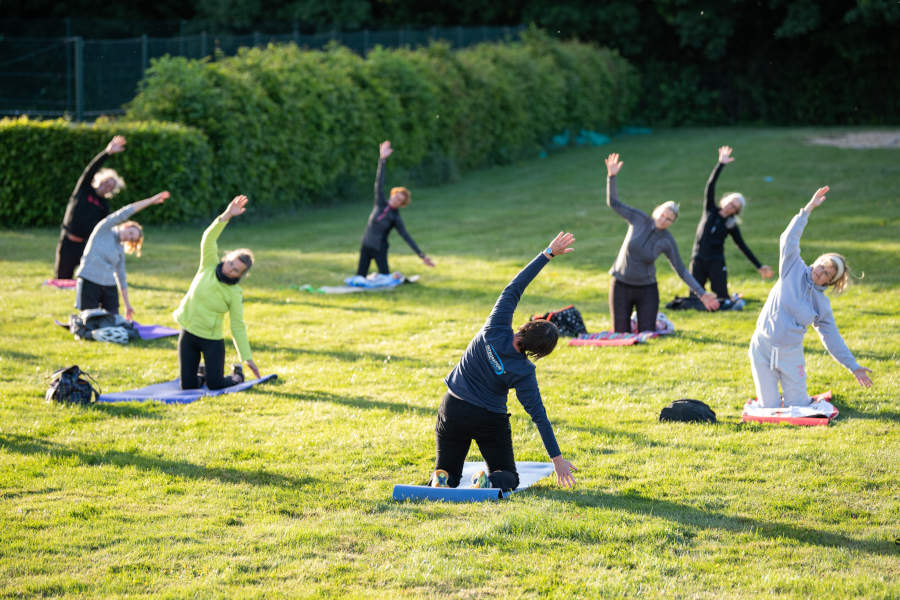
[
  {"x1": 470, "y1": 470, "x2": 491, "y2": 488},
  {"x1": 430, "y1": 469, "x2": 449, "y2": 488},
  {"x1": 232, "y1": 363, "x2": 244, "y2": 383}
]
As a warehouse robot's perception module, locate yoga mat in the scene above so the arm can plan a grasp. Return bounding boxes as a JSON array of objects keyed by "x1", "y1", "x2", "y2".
[
  {"x1": 742, "y1": 390, "x2": 836, "y2": 426},
  {"x1": 54, "y1": 319, "x2": 178, "y2": 341},
  {"x1": 44, "y1": 278, "x2": 76, "y2": 289},
  {"x1": 305, "y1": 275, "x2": 419, "y2": 295},
  {"x1": 392, "y1": 461, "x2": 555, "y2": 502},
  {"x1": 97, "y1": 374, "x2": 277, "y2": 404},
  {"x1": 568, "y1": 331, "x2": 656, "y2": 347}
]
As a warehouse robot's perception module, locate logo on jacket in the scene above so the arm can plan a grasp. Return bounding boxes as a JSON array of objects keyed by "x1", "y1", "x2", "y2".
[{"x1": 486, "y1": 344, "x2": 504, "y2": 375}]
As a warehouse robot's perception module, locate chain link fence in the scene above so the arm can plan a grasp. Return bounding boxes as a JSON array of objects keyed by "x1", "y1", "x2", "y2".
[{"x1": 0, "y1": 25, "x2": 524, "y2": 121}]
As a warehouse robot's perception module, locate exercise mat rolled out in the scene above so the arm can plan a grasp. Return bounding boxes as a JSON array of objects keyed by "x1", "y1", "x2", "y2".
[
  {"x1": 742, "y1": 390, "x2": 837, "y2": 426},
  {"x1": 392, "y1": 461, "x2": 555, "y2": 502},
  {"x1": 98, "y1": 374, "x2": 277, "y2": 404}
]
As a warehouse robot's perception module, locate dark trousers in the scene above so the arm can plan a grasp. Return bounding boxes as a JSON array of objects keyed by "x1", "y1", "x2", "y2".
[
  {"x1": 356, "y1": 244, "x2": 389, "y2": 276},
  {"x1": 76, "y1": 277, "x2": 119, "y2": 314},
  {"x1": 609, "y1": 278, "x2": 659, "y2": 333},
  {"x1": 55, "y1": 232, "x2": 86, "y2": 279},
  {"x1": 690, "y1": 255, "x2": 729, "y2": 299},
  {"x1": 178, "y1": 330, "x2": 241, "y2": 390},
  {"x1": 434, "y1": 392, "x2": 519, "y2": 491}
]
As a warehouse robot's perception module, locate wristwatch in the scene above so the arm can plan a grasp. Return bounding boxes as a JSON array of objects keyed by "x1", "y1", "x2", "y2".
[{"x1": 545, "y1": 247, "x2": 555, "y2": 257}]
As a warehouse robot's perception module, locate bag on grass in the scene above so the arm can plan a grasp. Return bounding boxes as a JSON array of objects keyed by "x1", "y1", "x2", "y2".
[
  {"x1": 69, "y1": 309, "x2": 138, "y2": 344},
  {"x1": 659, "y1": 399, "x2": 717, "y2": 423},
  {"x1": 531, "y1": 305, "x2": 588, "y2": 337},
  {"x1": 46, "y1": 365, "x2": 100, "y2": 405}
]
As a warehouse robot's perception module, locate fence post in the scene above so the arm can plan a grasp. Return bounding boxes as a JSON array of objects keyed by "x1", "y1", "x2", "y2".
[
  {"x1": 141, "y1": 34, "x2": 148, "y2": 72},
  {"x1": 73, "y1": 36, "x2": 84, "y2": 122},
  {"x1": 363, "y1": 28, "x2": 369, "y2": 53},
  {"x1": 178, "y1": 21, "x2": 185, "y2": 56},
  {"x1": 201, "y1": 31, "x2": 207, "y2": 57},
  {"x1": 293, "y1": 23, "x2": 299, "y2": 46},
  {"x1": 456, "y1": 26, "x2": 463, "y2": 48},
  {"x1": 254, "y1": 31, "x2": 261, "y2": 47}
]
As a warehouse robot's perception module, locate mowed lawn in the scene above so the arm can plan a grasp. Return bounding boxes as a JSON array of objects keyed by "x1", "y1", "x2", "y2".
[{"x1": 1, "y1": 127, "x2": 897, "y2": 599}]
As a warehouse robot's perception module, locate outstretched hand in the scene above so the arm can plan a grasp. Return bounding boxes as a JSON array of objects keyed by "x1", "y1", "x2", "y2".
[
  {"x1": 718, "y1": 145, "x2": 734, "y2": 164},
  {"x1": 758, "y1": 265, "x2": 774, "y2": 279},
  {"x1": 552, "y1": 455, "x2": 576, "y2": 488},
  {"x1": 223, "y1": 195, "x2": 249, "y2": 220},
  {"x1": 854, "y1": 366, "x2": 873, "y2": 388},
  {"x1": 546, "y1": 231, "x2": 575, "y2": 257},
  {"x1": 804, "y1": 186, "x2": 829, "y2": 213},
  {"x1": 379, "y1": 140, "x2": 393, "y2": 160},
  {"x1": 150, "y1": 190, "x2": 169, "y2": 205},
  {"x1": 246, "y1": 359, "x2": 261, "y2": 380},
  {"x1": 106, "y1": 135, "x2": 127, "y2": 154},
  {"x1": 421, "y1": 255, "x2": 435, "y2": 268},
  {"x1": 700, "y1": 292, "x2": 720, "y2": 311},
  {"x1": 605, "y1": 152, "x2": 622, "y2": 177}
]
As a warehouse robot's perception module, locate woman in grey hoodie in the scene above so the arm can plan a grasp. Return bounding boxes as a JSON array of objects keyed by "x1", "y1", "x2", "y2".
[{"x1": 748, "y1": 185, "x2": 873, "y2": 407}]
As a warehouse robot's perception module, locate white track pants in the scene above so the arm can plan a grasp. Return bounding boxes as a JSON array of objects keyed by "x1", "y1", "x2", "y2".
[{"x1": 748, "y1": 334, "x2": 808, "y2": 408}]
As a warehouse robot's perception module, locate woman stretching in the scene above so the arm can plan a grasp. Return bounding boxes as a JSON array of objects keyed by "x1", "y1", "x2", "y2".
[
  {"x1": 55, "y1": 135, "x2": 127, "y2": 279},
  {"x1": 353, "y1": 140, "x2": 434, "y2": 280},
  {"x1": 689, "y1": 145, "x2": 773, "y2": 299},
  {"x1": 74, "y1": 191, "x2": 169, "y2": 320},
  {"x1": 749, "y1": 186, "x2": 872, "y2": 407},
  {"x1": 430, "y1": 232, "x2": 577, "y2": 491},
  {"x1": 174, "y1": 196, "x2": 261, "y2": 390},
  {"x1": 605, "y1": 153, "x2": 719, "y2": 333}
]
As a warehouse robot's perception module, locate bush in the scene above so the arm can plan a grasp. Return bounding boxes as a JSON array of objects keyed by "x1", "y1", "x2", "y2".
[
  {"x1": 125, "y1": 32, "x2": 639, "y2": 214},
  {"x1": 0, "y1": 116, "x2": 214, "y2": 227}
]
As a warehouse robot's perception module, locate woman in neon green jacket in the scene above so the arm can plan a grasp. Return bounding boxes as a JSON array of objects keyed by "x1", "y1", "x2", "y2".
[{"x1": 174, "y1": 195, "x2": 261, "y2": 389}]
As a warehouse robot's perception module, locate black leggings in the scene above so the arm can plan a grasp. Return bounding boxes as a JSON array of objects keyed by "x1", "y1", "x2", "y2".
[
  {"x1": 55, "y1": 232, "x2": 86, "y2": 279},
  {"x1": 356, "y1": 244, "x2": 389, "y2": 276},
  {"x1": 691, "y1": 255, "x2": 729, "y2": 299},
  {"x1": 609, "y1": 278, "x2": 659, "y2": 333},
  {"x1": 75, "y1": 277, "x2": 119, "y2": 314},
  {"x1": 434, "y1": 392, "x2": 519, "y2": 491},
  {"x1": 178, "y1": 330, "x2": 241, "y2": 390}
]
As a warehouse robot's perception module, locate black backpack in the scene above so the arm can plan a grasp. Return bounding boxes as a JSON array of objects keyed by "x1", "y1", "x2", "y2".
[
  {"x1": 659, "y1": 399, "x2": 717, "y2": 423},
  {"x1": 46, "y1": 365, "x2": 101, "y2": 405},
  {"x1": 531, "y1": 305, "x2": 588, "y2": 337}
]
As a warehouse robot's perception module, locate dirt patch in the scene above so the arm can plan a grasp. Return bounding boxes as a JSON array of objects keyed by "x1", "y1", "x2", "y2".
[{"x1": 808, "y1": 132, "x2": 900, "y2": 149}]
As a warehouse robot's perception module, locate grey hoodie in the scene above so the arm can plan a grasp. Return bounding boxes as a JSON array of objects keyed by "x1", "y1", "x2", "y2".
[
  {"x1": 753, "y1": 209, "x2": 860, "y2": 372},
  {"x1": 75, "y1": 204, "x2": 136, "y2": 290}
]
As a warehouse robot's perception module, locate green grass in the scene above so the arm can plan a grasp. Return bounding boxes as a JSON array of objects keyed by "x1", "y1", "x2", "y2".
[{"x1": 1, "y1": 127, "x2": 898, "y2": 599}]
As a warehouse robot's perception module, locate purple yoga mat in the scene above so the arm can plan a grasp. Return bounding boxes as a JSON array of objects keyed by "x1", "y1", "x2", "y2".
[
  {"x1": 132, "y1": 322, "x2": 179, "y2": 340},
  {"x1": 97, "y1": 374, "x2": 278, "y2": 404}
]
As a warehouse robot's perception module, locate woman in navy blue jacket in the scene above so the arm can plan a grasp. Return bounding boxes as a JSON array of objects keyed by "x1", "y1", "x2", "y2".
[{"x1": 431, "y1": 232, "x2": 577, "y2": 491}]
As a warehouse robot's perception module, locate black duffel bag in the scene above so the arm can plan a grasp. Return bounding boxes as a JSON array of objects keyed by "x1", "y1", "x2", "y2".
[
  {"x1": 659, "y1": 399, "x2": 716, "y2": 423},
  {"x1": 46, "y1": 365, "x2": 100, "y2": 405}
]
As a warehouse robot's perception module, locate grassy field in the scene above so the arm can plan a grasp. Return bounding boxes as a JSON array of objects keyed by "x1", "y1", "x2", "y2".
[{"x1": 1, "y1": 127, "x2": 898, "y2": 599}]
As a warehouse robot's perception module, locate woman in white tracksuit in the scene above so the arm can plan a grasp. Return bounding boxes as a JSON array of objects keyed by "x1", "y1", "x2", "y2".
[{"x1": 749, "y1": 186, "x2": 873, "y2": 407}]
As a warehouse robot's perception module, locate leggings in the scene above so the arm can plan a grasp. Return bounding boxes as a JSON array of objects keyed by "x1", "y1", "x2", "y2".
[
  {"x1": 178, "y1": 330, "x2": 241, "y2": 390},
  {"x1": 434, "y1": 392, "x2": 519, "y2": 491},
  {"x1": 55, "y1": 232, "x2": 86, "y2": 279},
  {"x1": 609, "y1": 278, "x2": 659, "y2": 333},
  {"x1": 356, "y1": 244, "x2": 389, "y2": 276},
  {"x1": 75, "y1": 277, "x2": 119, "y2": 314},
  {"x1": 691, "y1": 255, "x2": 729, "y2": 299}
]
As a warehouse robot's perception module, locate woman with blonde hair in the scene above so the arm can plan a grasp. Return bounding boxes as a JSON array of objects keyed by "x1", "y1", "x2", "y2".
[
  {"x1": 75, "y1": 191, "x2": 169, "y2": 320},
  {"x1": 174, "y1": 195, "x2": 261, "y2": 390},
  {"x1": 604, "y1": 153, "x2": 719, "y2": 333},
  {"x1": 55, "y1": 135, "x2": 128, "y2": 278},
  {"x1": 748, "y1": 186, "x2": 873, "y2": 407},
  {"x1": 689, "y1": 145, "x2": 773, "y2": 300}
]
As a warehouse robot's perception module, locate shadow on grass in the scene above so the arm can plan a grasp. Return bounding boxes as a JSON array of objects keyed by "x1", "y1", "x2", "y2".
[
  {"x1": 259, "y1": 388, "x2": 435, "y2": 417},
  {"x1": 541, "y1": 488, "x2": 897, "y2": 557},
  {"x1": 836, "y1": 406, "x2": 900, "y2": 423},
  {"x1": 250, "y1": 343, "x2": 435, "y2": 368},
  {"x1": 87, "y1": 403, "x2": 165, "y2": 420},
  {"x1": 0, "y1": 433, "x2": 315, "y2": 489}
]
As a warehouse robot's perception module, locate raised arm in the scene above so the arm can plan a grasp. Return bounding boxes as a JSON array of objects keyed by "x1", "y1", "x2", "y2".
[
  {"x1": 201, "y1": 195, "x2": 247, "y2": 268},
  {"x1": 705, "y1": 146, "x2": 732, "y2": 212},
  {"x1": 780, "y1": 186, "x2": 827, "y2": 274},
  {"x1": 605, "y1": 153, "x2": 644, "y2": 223},
  {"x1": 70, "y1": 137, "x2": 122, "y2": 197},
  {"x1": 90, "y1": 189, "x2": 164, "y2": 237},
  {"x1": 373, "y1": 140, "x2": 392, "y2": 209},
  {"x1": 486, "y1": 232, "x2": 575, "y2": 330}
]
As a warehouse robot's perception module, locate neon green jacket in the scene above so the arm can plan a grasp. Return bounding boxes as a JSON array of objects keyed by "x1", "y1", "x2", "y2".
[{"x1": 173, "y1": 217, "x2": 252, "y2": 361}]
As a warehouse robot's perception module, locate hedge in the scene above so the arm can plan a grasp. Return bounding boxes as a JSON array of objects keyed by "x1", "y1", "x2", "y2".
[
  {"x1": 124, "y1": 29, "x2": 639, "y2": 212},
  {"x1": 0, "y1": 117, "x2": 214, "y2": 227}
]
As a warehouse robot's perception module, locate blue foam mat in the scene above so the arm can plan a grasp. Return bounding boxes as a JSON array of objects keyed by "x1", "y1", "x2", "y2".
[
  {"x1": 97, "y1": 374, "x2": 277, "y2": 404},
  {"x1": 392, "y1": 461, "x2": 555, "y2": 502}
]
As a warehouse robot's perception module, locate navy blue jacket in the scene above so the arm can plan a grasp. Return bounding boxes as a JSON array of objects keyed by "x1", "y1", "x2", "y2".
[{"x1": 444, "y1": 253, "x2": 561, "y2": 458}]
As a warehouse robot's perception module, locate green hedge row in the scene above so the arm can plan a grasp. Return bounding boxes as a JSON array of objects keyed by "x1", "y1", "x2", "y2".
[
  {"x1": 0, "y1": 117, "x2": 214, "y2": 227},
  {"x1": 124, "y1": 28, "x2": 639, "y2": 212}
]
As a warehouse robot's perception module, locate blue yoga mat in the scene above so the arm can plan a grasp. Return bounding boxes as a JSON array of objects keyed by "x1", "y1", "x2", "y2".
[
  {"x1": 392, "y1": 461, "x2": 555, "y2": 502},
  {"x1": 97, "y1": 374, "x2": 277, "y2": 404}
]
